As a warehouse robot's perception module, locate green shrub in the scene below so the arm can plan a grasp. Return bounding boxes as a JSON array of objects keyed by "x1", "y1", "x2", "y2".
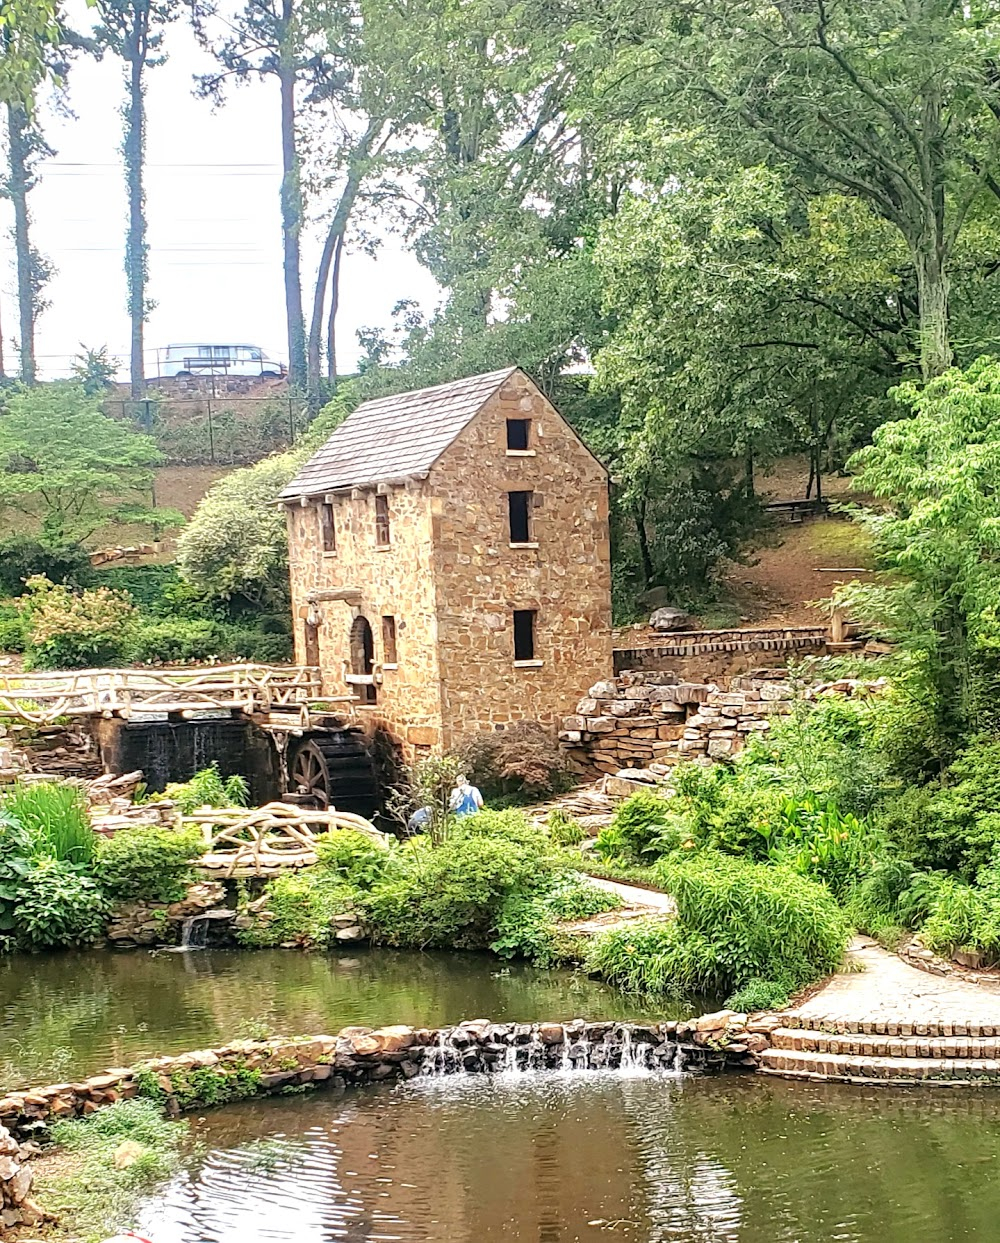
[
  {"x1": 0, "y1": 812, "x2": 34, "y2": 941},
  {"x1": 756, "y1": 793, "x2": 881, "y2": 899},
  {"x1": 156, "y1": 763, "x2": 249, "y2": 814},
  {"x1": 13, "y1": 857, "x2": 110, "y2": 949},
  {"x1": 3, "y1": 781, "x2": 96, "y2": 864},
  {"x1": 844, "y1": 856, "x2": 917, "y2": 942},
  {"x1": 0, "y1": 603, "x2": 26, "y2": 653},
  {"x1": 21, "y1": 574, "x2": 136, "y2": 669},
  {"x1": 360, "y1": 811, "x2": 558, "y2": 949},
  {"x1": 95, "y1": 825, "x2": 205, "y2": 903},
  {"x1": 547, "y1": 808, "x2": 585, "y2": 846},
  {"x1": 594, "y1": 790, "x2": 678, "y2": 864},
  {"x1": 236, "y1": 870, "x2": 354, "y2": 948},
  {"x1": 0, "y1": 536, "x2": 91, "y2": 597},
  {"x1": 490, "y1": 873, "x2": 620, "y2": 966},
  {"x1": 314, "y1": 829, "x2": 391, "y2": 890},
  {"x1": 127, "y1": 618, "x2": 229, "y2": 664},
  {"x1": 725, "y1": 978, "x2": 791, "y2": 1012},
  {"x1": 588, "y1": 854, "x2": 849, "y2": 996}
]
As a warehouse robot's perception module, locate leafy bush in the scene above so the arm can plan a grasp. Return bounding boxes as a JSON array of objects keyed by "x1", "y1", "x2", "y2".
[
  {"x1": 0, "y1": 536, "x2": 92, "y2": 597},
  {"x1": 235, "y1": 870, "x2": 354, "y2": 948},
  {"x1": 13, "y1": 857, "x2": 110, "y2": 949},
  {"x1": 0, "y1": 603, "x2": 26, "y2": 653},
  {"x1": 156, "y1": 763, "x2": 249, "y2": 814},
  {"x1": 594, "y1": 790, "x2": 678, "y2": 864},
  {"x1": 490, "y1": 873, "x2": 620, "y2": 965},
  {"x1": 844, "y1": 856, "x2": 917, "y2": 944},
  {"x1": 547, "y1": 807, "x2": 585, "y2": 846},
  {"x1": 314, "y1": 829, "x2": 391, "y2": 890},
  {"x1": 20, "y1": 574, "x2": 137, "y2": 669},
  {"x1": 127, "y1": 618, "x2": 230, "y2": 664},
  {"x1": 755, "y1": 793, "x2": 881, "y2": 899},
  {"x1": 460, "y1": 720, "x2": 572, "y2": 797},
  {"x1": 4, "y1": 781, "x2": 96, "y2": 864},
  {"x1": 725, "y1": 978, "x2": 793, "y2": 1012},
  {"x1": 588, "y1": 854, "x2": 849, "y2": 996},
  {"x1": 94, "y1": 825, "x2": 205, "y2": 903},
  {"x1": 360, "y1": 810, "x2": 559, "y2": 949},
  {"x1": 0, "y1": 813, "x2": 34, "y2": 941}
]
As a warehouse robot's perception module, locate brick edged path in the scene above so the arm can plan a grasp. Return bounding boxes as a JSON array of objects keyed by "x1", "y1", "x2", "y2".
[{"x1": 760, "y1": 938, "x2": 1000, "y2": 1084}]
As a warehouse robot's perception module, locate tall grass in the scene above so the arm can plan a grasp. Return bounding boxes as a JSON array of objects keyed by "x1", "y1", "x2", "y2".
[{"x1": 4, "y1": 781, "x2": 96, "y2": 864}]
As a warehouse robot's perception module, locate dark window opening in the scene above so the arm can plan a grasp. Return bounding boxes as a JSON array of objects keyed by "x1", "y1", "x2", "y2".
[
  {"x1": 319, "y1": 502, "x2": 336, "y2": 553},
  {"x1": 350, "y1": 614, "x2": 377, "y2": 704},
  {"x1": 375, "y1": 494, "x2": 390, "y2": 545},
  {"x1": 508, "y1": 490, "x2": 532, "y2": 543},
  {"x1": 513, "y1": 609, "x2": 536, "y2": 661},
  {"x1": 506, "y1": 418, "x2": 530, "y2": 450},
  {"x1": 382, "y1": 615, "x2": 398, "y2": 664}
]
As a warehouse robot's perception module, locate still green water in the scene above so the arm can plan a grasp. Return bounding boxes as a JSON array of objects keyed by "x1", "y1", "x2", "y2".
[
  {"x1": 137, "y1": 1072, "x2": 1000, "y2": 1242},
  {"x1": 0, "y1": 947, "x2": 679, "y2": 1090}
]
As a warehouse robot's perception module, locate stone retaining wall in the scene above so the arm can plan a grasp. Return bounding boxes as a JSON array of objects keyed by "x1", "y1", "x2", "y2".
[
  {"x1": 0, "y1": 1012, "x2": 762, "y2": 1140},
  {"x1": 612, "y1": 626, "x2": 830, "y2": 679},
  {"x1": 559, "y1": 672, "x2": 797, "y2": 776},
  {"x1": 0, "y1": 1125, "x2": 42, "y2": 1229}
]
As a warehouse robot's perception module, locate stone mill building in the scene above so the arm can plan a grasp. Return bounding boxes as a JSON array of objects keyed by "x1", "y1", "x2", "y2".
[{"x1": 280, "y1": 367, "x2": 612, "y2": 758}]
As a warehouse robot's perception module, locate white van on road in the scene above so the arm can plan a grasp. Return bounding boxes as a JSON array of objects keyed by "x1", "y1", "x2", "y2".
[{"x1": 158, "y1": 343, "x2": 287, "y2": 378}]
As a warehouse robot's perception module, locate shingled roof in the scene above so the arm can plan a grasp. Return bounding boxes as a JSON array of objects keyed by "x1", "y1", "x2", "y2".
[{"x1": 279, "y1": 367, "x2": 519, "y2": 499}]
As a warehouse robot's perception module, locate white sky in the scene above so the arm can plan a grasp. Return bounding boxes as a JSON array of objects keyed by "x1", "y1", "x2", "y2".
[{"x1": 0, "y1": 8, "x2": 441, "y2": 380}]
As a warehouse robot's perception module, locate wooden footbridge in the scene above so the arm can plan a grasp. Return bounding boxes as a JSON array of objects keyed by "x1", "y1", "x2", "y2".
[{"x1": 0, "y1": 663, "x2": 330, "y2": 726}]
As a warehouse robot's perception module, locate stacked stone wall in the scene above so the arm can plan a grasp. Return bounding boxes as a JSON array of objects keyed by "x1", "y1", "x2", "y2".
[
  {"x1": 0, "y1": 1124, "x2": 42, "y2": 1229},
  {"x1": 430, "y1": 372, "x2": 613, "y2": 749},
  {"x1": 559, "y1": 672, "x2": 798, "y2": 775}
]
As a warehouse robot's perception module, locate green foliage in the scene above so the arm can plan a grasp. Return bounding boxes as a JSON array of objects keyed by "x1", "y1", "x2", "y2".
[
  {"x1": 4, "y1": 780, "x2": 96, "y2": 863},
  {"x1": 844, "y1": 857, "x2": 917, "y2": 945},
  {"x1": 725, "y1": 978, "x2": 792, "y2": 1013},
  {"x1": 141, "y1": 1061, "x2": 264, "y2": 1110},
  {"x1": 0, "y1": 535, "x2": 91, "y2": 596},
  {"x1": 0, "y1": 812, "x2": 34, "y2": 939},
  {"x1": 71, "y1": 344, "x2": 118, "y2": 396},
  {"x1": 594, "y1": 791, "x2": 678, "y2": 865},
  {"x1": 490, "y1": 873, "x2": 620, "y2": 966},
  {"x1": 0, "y1": 381, "x2": 180, "y2": 544},
  {"x1": 314, "y1": 829, "x2": 391, "y2": 890},
  {"x1": 157, "y1": 762, "x2": 249, "y2": 814},
  {"x1": 19, "y1": 574, "x2": 137, "y2": 669},
  {"x1": 94, "y1": 825, "x2": 205, "y2": 903},
  {"x1": 176, "y1": 450, "x2": 302, "y2": 608},
  {"x1": 235, "y1": 870, "x2": 354, "y2": 949},
  {"x1": 0, "y1": 602, "x2": 27, "y2": 653},
  {"x1": 588, "y1": 855, "x2": 849, "y2": 997},
  {"x1": 753, "y1": 794, "x2": 880, "y2": 900},
  {"x1": 547, "y1": 808, "x2": 585, "y2": 847},
  {"x1": 12, "y1": 857, "x2": 110, "y2": 950},
  {"x1": 47, "y1": 1098, "x2": 187, "y2": 1241}
]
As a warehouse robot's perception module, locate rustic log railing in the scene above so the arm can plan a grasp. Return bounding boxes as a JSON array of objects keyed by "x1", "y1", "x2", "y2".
[
  {"x1": 191, "y1": 801, "x2": 387, "y2": 877},
  {"x1": 0, "y1": 664, "x2": 323, "y2": 725}
]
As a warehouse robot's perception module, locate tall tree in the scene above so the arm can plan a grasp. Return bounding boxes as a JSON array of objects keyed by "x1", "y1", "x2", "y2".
[
  {"x1": 94, "y1": 0, "x2": 176, "y2": 399},
  {"x1": 0, "y1": 0, "x2": 61, "y2": 106},
  {"x1": 589, "y1": 0, "x2": 1000, "y2": 380},
  {"x1": 199, "y1": 0, "x2": 352, "y2": 391}
]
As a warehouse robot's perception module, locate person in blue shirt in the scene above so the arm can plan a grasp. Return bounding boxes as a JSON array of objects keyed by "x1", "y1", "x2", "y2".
[{"x1": 448, "y1": 775, "x2": 484, "y2": 818}]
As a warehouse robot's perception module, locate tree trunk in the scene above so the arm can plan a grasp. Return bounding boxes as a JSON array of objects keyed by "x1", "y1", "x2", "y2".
[
  {"x1": 124, "y1": 50, "x2": 146, "y2": 399},
  {"x1": 326, "y1": 233, "x2": 343, "y2": 386},
  {"x1": 636, "y1": 495, "x2": 654, "y2": 586},
  {"x1": 914, "y1": 245, "x2": 952, "y2": 380},
  {"x1": 7, "y1": 103, "x2": 35, "y2": 385},
  {"x1": 306, "y1": 140, "x2": 373, "y2": 395},
  {"x1": 279, "y1": 42, "x2": 306, "y2": 391}
]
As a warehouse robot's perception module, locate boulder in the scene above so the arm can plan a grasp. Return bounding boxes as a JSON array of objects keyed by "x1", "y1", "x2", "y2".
[
  {"x1": 649, "y1": 606, "x2": 691, "y2": 633},
  {"x1": 371, "y1": 1026, "x2": 416, "y2": 1054}
]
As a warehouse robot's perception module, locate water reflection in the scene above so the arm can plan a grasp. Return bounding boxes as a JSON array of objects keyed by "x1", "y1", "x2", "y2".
[
  {"x1": 0, "y1": 947, "x2": 682, "y2": 1089},
  {"x1": 137, "y1": 1074, "x2": 1000, "y2": 1242}
]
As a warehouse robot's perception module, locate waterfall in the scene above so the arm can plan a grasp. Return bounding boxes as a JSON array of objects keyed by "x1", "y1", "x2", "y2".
[{"x1": 179, "y1": 916, "x2": 209, "y2": 951}]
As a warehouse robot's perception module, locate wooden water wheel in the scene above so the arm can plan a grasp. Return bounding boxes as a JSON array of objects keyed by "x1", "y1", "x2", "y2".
[{"x1": 287, "y1": 729, "x2": 377, "y2": 817}]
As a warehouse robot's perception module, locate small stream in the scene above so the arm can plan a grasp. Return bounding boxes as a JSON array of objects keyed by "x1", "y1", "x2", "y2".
[
  {"x1": 0, "y1": 947, "x2": 689, "y2": 1091},
  {"x1": 136, "y1": 1074, "x2": 1000, "y2": 1242}
]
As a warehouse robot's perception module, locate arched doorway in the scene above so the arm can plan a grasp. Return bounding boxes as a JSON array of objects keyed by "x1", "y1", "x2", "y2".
[{"x1": 349, "y1": 614, "x2": 377, "y2": 703}]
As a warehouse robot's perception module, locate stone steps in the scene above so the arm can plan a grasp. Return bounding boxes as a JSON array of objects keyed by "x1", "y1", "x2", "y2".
[
  {"x1": 779, "y1": 1013, "x2": 1000, "y2": 1039},
  {"x1": 770, "y1": 1027, "x2": 1000, "y2": 1059},
  {"x1": 760, "y1": 1047, "x2": 1000, "y2": 1083}
]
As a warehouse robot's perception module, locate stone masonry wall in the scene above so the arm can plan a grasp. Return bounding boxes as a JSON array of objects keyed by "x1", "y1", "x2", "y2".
[
  {"x1": 430, "y1": 371, "x2": 613, "y2": 750},
  {"x1": 286, "y1": 483, "x2": 445, "y2": 755},
  {"x1": 0, "y1": 1012, "x2": 760, "y2": 1141},
  {"x1": 559, "y1": 671, "x2": 797, "y2": 776}
]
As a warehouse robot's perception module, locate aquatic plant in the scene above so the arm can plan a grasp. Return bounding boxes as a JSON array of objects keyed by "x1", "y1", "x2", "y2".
[{"x1": 4, "y1": 780, "x2": 96, "y2": 864}]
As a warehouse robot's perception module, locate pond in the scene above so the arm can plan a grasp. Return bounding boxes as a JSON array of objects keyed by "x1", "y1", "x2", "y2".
[
  {"x1": 137, "y1": 1073, "x2": 1000, "y2": 1243},
  {"x1": 0, "y1": 948, "x2": 686, "y2": 1090}
]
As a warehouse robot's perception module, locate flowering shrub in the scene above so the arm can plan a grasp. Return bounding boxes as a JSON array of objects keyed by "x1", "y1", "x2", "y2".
[{"x1": 20, "y1": 575, "x2": 137, "y2": 669}]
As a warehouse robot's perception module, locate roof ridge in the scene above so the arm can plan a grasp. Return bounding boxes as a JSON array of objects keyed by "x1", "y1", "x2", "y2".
[{"x1": 352, "y1": 366, "x2": 517, "y2": 413}]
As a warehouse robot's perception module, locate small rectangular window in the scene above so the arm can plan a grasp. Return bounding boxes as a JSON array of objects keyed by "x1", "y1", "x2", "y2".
[
  {"x1": 513, "y1": 609, "x2": 536, "y2": 661},
  {"x1": 508, "y1": 490, "x2": 532, "y2": 543},
  {"x1": 382, "y1": 615, "x2": 398, "y2": 664},
  {"x1": 375, "y1": 494, "x2": 390, "y2": 546},
  {"x1": 319, "y1": 502, "x2": 336, "y2": 553},
  {"x1": 506, "y1": 418, "x2": 530, "y2": 450}
]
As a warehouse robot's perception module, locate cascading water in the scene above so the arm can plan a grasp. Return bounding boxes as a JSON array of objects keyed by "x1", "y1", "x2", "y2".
[{"x1": 179, "y1": 916, "x2": 209, "y2": 951}]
